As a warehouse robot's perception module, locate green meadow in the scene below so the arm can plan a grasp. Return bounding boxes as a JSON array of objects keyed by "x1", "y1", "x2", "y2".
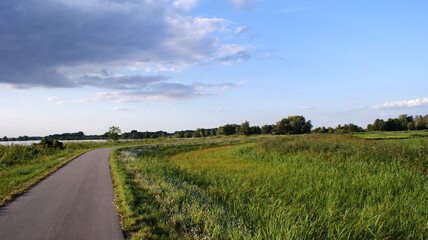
[
  {"x1": 111, "y1": 135, "x2": 427, "y2": 239},
  {"x1": 353, "y1": 130, "x2": 428, "y2": 143}
]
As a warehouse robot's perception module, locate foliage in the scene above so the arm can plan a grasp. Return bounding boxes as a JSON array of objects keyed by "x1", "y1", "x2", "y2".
[
  {"x1": 272, "y1": 115, "x2": 312, "y2": 135},
  {"x1": 108, "y1": 126, "x2": 122, "y2": 141},
  {"x1": 217, "y1": 124, "x2": 239, "y2": 136},
  {"x1": 367, "y1": 114, "x2": 428, "y2": 131}
]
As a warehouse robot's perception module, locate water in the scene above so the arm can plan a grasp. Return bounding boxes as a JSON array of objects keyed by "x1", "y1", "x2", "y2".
[{"x1": 0, "y1": 139, "x2": 108, "y2": 146}]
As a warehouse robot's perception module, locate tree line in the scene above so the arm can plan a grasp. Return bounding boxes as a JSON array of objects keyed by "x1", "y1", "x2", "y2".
[{"x1": 1, "y1": 114, "x2": 427, "y2": 141}]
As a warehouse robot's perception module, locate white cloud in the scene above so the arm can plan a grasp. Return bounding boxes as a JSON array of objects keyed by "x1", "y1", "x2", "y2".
[
  {"x1": 372, "y1": 97, "x2": 428, "y2": 110},
  {"x1": 194, "y1": 80, "x2": 249, "y2": 89},
  {"x1": 112, "y1": 107, "x2": 131, "y2": 112},
  {"x1": 219, "y1": 44, "x2": 251, "y2": 57},
  {"x1": 234, "y1": 26, "x2": 250, "y2": 34},
  {"x1": 380, "y1": 112, "x2": 394, "y2": 117},
  {"x1": 300, "y1": 106, "x2": 314, "y2": 110},
  {"x1": 229, "y1": 0, "x2": 262, "y2": 9},
  {"x1": 173, "y1": 0, "x2": 199, "y2": 11},
  {"x1": 45, "y1": 97, "x2": 58, "y2": 102},
  {"x1": 216, "y1": 107, "x2": 223, "y2": 112},
  {"x1": 340, "y1": 106, "x2": 367, "y2": 112}
]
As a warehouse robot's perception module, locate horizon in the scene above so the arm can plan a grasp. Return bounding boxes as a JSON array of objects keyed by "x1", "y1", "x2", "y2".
[{"x1": 1, "y1": 0, "x2": 427, "y2": 137}]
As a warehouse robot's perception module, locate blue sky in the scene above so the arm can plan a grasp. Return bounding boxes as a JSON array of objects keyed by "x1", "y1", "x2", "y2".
[{"x1": 0, "y1": 0, "x2": 427, "y2": 137}]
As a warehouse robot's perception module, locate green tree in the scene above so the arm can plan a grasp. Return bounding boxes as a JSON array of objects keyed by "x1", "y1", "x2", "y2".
[
  {"x1": 414, "y1": 115, "x2": 424, "y2": 130},
  {"x1": 274, "y1": 116, "x2": 312, "y2": 135},
  {"x1": 218, "y1": 124, "x2": 238, "y2": 135},
  {"x1": 184, "y1": 131, "x2": 192, "y2": 138},
  {"x1": 261, "y1": 125, "x2": 273, "y2": 134},
  {"x1": 424, "y1": 115, "x2": 428, "y2": 129},
  {"x1": 108, "y1": 126, "x2": 121, "y2": 141},
  {"x1": 372, "y1": 119, "x2": 385, "y2": 131},
  {"x1": 250, "y1": 126, "x2": 262, "y2": 135},
  {"x1": 239, "y1": 121, "x2": 250, "y2": 135}
]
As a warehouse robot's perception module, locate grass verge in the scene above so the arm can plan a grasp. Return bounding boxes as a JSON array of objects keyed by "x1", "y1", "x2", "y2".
[{"x1": 111, "y1": 135, "x2": 427, "y2": 239}]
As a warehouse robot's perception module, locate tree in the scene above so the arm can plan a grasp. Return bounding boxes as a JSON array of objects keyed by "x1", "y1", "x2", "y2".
[
  {"x1": 414, "y1": 115, "x2": 424, "y2": 130},
  {"x1": 2, "y1": 136, "x2": 8, "y2": 141},
  {"x1": 217, "y1": 124, "x2": 237, "y2": 135},
  {"x1": 424, "y1": 115, "x2": 428, "y2": 129},
  {"x1": 39, "y1": 138, "x2": 64, "y2": 149},
  {"x1": 239, "y1": 121, "x2": 250, "y2": 135},
  {"x1": 273, "y1": 116, "x2": 312, "y2": 135},
  {"x1": 261, "y1": 125, "x2": 273, "y2": 134},
  {"x1": 372, "y1": 119, "x2": 385, "y2": 131},
  {"x1": 184, "y1": 131, "x2": 192, "y2": 138},
  {"x1": 250, "y1": 126, "x2": 262, "y2": 135},
  {"x1": 108, "y1": 126, "x2": 121, "y2": 141},
  {"x1": 398, "y1": 114, "x2": 413, "y2": 130}
]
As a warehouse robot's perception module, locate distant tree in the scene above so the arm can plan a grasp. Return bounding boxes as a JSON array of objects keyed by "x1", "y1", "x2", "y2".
[
  {"x1": 239, "y1": 121, "x2": 250, "y2": 135},
  {"x1": 261, "y1": 125, "x2": 273, "y2": 134},
  {"x1": 193, "y1": 130, "x2": 201, "y2": 138},
  {"x1": 398, "y1": 114, "x2": 413, "y2": 130},
  {"x1": 107, "y1": 126, "x2": 121, "y2": 141},
  {"x1": 2, "y1": 136, "x2": 8, "y2": 141},
  {"x1": 384, "y1": 118, "x2": 402, "y2": 131},
  {"x1": 39, "y1": 138, "x2": 64, "y2": 149},
  {"x1": 184, "y1": 131, "x2": 192, "y2": 138},
  {"x1": 250, "y1": 126, "x2": 262, "y2": 135},
  {"x1": 372, "y1": 119, "x2": 385, "y2": 131},
  {"x1": 424, "y1": 115, "x2": 428, "y2": 129},
  {"x1": 312, "y1": 126, "x2": 328, "y2": 133},
  {"x1": 337, "y1": 123, "x2": 363, "y2": 133},
  {"x1": 173, "y1": 131, "x2": 184, "y2": 138},
  {"x1": 414, "y1": 115, "x2": 424, "y2": 130},
  {"x1": 218, "y1": 124, "x2": 238, "y2": 135},
  {"x1": 273, "y1": 116, "x2": 312, "y2": 135},
  {"x1": 129, "y1": 130, "x2": 138, "y2": 139}
]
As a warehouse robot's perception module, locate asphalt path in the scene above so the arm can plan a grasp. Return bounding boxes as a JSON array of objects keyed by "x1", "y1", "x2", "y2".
[{"x1": 0, "y1": 148, "x2": 123, "y2": 240}]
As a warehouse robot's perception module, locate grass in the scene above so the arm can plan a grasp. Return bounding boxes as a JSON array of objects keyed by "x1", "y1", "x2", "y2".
[
  {"x1": 111, "y1": 135, "x2": 427, "y2": 239},
  {"x1": 0, "y1": 138, "x2": 186, "y2": 207},
  {"x1": 353, "y1": 130, "x2": 428, "y2": 143},
  {"x1": 0, "y1": 136, "x2": 262, "y2": 207}
]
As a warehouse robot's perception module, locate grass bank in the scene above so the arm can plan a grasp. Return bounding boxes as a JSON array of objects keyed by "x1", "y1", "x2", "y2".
[{"x1": 111, "y1": 135, "x2": 427, "y2": 239}]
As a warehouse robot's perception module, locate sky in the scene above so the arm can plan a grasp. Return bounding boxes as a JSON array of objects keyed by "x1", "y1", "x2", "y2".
[{"x1": 0, "y1": 0, "x2": 427, "y2": 137}]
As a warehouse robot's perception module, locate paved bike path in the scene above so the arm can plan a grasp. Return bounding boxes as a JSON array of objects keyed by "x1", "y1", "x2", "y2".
[{"x1": 0, "y1": 148, "x2": 123, "y2": 240}]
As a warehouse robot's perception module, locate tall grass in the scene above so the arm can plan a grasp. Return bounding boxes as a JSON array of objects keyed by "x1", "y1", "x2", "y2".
[{"x1": 113, "y1": 135, "x2": 427, "y2": 239}]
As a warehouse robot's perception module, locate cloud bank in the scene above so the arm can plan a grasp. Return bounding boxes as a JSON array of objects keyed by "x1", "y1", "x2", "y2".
[
  {"x1": 0, "y1": 0, "x2": 252, "y2": 94},
  {"x1": 372, "y1": 97, "x2": 428, "y2": 110}
]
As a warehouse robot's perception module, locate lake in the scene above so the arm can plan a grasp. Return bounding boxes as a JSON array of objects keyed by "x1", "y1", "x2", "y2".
[{"x1": 0, "y1": 139, "x2": 108, "y2": 146}]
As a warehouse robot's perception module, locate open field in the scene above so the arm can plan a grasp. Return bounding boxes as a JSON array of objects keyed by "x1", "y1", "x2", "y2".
[
  {"x1": 111, "y1": 135, "x2": 427, "y2": 239},
  {"x1": 353, "y1": 130, "x2": 428, "y2": 143}
]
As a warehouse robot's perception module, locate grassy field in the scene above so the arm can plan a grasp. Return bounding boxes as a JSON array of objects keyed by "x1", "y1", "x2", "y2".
[
  {"x1": 0, "y1": 138, "x2": 187, "y2": 207},
  {"x1": 353, "y1": 130, "x2": 428, "y2": 143},
  {"x1": 111, "y1": 135, "x2": 427, "y2": 239}
]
